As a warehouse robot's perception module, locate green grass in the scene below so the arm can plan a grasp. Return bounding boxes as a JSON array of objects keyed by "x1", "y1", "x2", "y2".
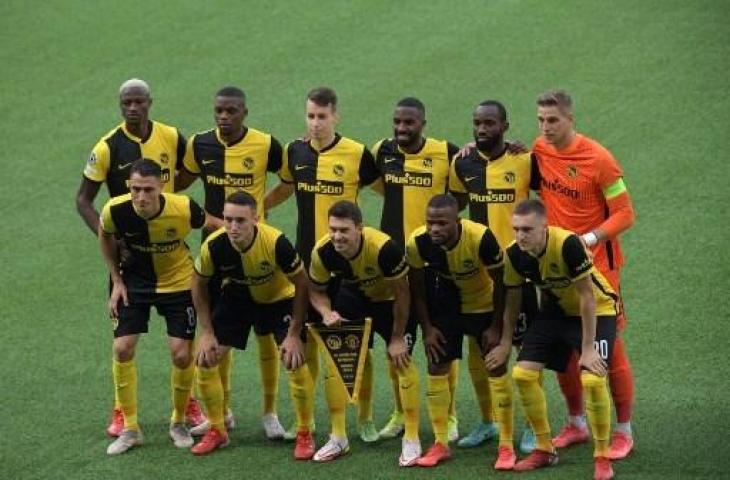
[{"x1": 2, "y1": 0, "x2": 729, "y2": 478}]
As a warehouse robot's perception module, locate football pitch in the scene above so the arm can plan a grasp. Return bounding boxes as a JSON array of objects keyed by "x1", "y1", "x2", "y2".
[{"x1": 2, "y1": 0, "x2": 728, "y2": 478}]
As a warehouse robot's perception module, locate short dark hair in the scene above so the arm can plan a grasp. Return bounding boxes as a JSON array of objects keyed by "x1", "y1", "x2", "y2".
[
  {"x1": 513, "y1": 198, "x2": 547, "y2": 217},
  {"x1": 225, "y1": 190, "x2": 257, "y2": 210},
  {"x1": 130, "y1": 158, "x2": 161, "y2": 178},
  {"x1": 477, "y1": 100, "x2": 507, "y2": 122},
  {"x1": 216, "y1": 86, "x2": 246, "y2": 103},
  {"x1": 427, "y1": 193, "x2": 459, "y2": 211},
  {"x1": 536, "y1": 89, "x2": 573, "y2": 113},
  {"x1": 396, "y1": 97, "x2": 425, "y2": 117},
  {"x1": 328, "y1": 200, "x2": 362, "y2": 224},
  {"x1": 307, "y1": 86, "x2": 337, "y2": 110}
]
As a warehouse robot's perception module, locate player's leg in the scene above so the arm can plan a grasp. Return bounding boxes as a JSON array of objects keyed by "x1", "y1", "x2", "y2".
[
  {"x1": 458, "y1": 336, "x2": 498, "y2": 448},
  {"x1": 283, "y1": 313, "x2": 319, "y2": 441},
  {"x1": 447, "y1": 360, "x2": 460, "y2": 442},
  {"x1": 554, "y1": 353, "x2": 589, "y2": 447},
  {"x1": 313, "y1": 358, "x2": 350, "y2": 461},
  {"x1": 254, "y1": 330, "x2": 285, "y2": 439},
  {"x1": 514, "y1": 283, "x2": 538, "y2": 454}
]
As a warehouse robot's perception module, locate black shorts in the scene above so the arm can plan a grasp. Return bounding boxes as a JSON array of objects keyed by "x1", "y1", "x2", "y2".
[
  {"x1": 114, "y1": 290, "x2": 196, "y2": 340},
  {"x1": 512, "y1": 283, "x2": 539, "y2": 346},
  {"x1": 431, "y1": 311, "x2": 494, "y2": 365},
  {"x1": 329, "y1": 286, "x2": 418, "y2": 354},
  {"x1": 517, "y1": 303, "x2": 616, "y2": 372},
  {"x1": 212, "y1": 297, "x2": 305, "y2": 350}
]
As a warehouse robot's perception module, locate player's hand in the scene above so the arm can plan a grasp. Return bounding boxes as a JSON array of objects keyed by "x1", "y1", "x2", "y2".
[
  {"x1": 108, "y1": 280, "x2": 128, "y2": 319},
  {"x1": 481, "y1": 325, "x2": 501, "y2": 352},
  {"x1": 281, "y1": 333, "x2": 305, "y2": 370},
  {"x1": 506, "y1": 140, "x2": 528, "y2": 154},
  {"x1": 457, "y1": 141, "x2": 476, "y2": 158},
  {"x1": 423, "y1": 326, "x2": 447, "y2": 365},
  {"x1": 197, "y1": 332, "x2": 220, "y2": 368},
  {"x1": 579, "y1": 346, "x2": 607, "y2": 376},
  {"x1": 322, "y1": 310, "x2": 343, "y2": 327},
  {"x1": 388, "y1": 336, "x2": 411, "y2": 370},
  {"x1": 578, "y1": 235, "x2": 596, "y2": 260},
  {"x1": 485, "y1": 342, "x2": 511, "y2": 370}
]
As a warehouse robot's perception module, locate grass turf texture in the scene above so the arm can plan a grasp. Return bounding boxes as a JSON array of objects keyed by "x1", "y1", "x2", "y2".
[{"x1": 2, "y1": 0, "x2": 728, "y2": 478}]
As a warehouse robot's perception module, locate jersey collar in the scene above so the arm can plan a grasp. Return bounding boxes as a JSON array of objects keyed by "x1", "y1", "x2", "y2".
[
  {"x1": 215, "y1": 126, "x2": 248, "y2": 147},
  {"x1": 121, "y1": 120, "x2": 154, "y2": 144},
  {"x1": 397, "y1": 137, "x2": 427, "y2": 156},
  {"x1": 309, "y1": 133, "x2": 341, "y2": 154}
]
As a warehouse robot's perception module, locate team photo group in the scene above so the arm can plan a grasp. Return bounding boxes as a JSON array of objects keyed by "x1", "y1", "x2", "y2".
[{"x1": 76, "y1": 79, "x2": 636, "y2": 480}]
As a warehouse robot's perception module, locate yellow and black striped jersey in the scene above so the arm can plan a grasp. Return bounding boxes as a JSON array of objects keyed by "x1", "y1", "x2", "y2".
[
  {"x1": 309, "y1": 227, "x2": 408, "y2": 303},
  {"x1": 182, "y1": 127, "x2": 282, "y2": 219},
  {"x1": 503, "y1": 226, "x2": 617, "y2": 316},
  {"x1": 449, "y1": 149, "x2": 539, "y2": 249},
  {"x1": 100, "y1": 193, "x2": 204, "y2": 293},
  {"x1": 407, "y1": 219, "x2": 503, "y2": 314},
  {"x1": 84, "y1": 121, "x2": 185, "y2": 196},
  {"x1": 373, "y1": 137, "x2": 458, "y2": 247},
  {"x1": 279, "y1": 134, "x2": 379, "y2": 264},
  {"x1": 195, "y1": 223, "x2": 302, "y2": 305}
]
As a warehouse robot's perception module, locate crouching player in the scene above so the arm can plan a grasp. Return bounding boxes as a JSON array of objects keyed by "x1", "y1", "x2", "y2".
[
  {"x1": 486, "y1": 198, "x2": 617, "y2": 480},
  {"x1": 190, "y1": 191, "x2": 315, "y2": 458}
]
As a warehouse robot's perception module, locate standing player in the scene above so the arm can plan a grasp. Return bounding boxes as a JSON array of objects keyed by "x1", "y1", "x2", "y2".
[
  {"x1": 308, "y1": 201, "x2": 421, "y2": 466},
  {"x1": 99, "y1": 159, "x2": 211, "y2": 455},
  {"x1": 265, "y1": 86, "x2": 380, "y2": 441},
  {"x1": 449, "y1": 100, "x2": 540, "y2": 452},
  {"x1": 370, "y1": 97, "x2": 460, "y2": 443},
  {"x1": 486, "y1": 199, "x2": 617, "y2": 480},
  {"x1": 75, "y1": 79, "x2": 204, "y2": 437},
  {"x1": 190, "y1": 192, "x2": 315, "y2": 459},
  {"x1": 533, "y1": 90, "x2": 636, "y2": 459},
  {"x1": 407, "y1": 194, "x2": 514, "y2": 470},
  {"x1": 178, "y1": 86, "x2": 288, "y2": 440}
]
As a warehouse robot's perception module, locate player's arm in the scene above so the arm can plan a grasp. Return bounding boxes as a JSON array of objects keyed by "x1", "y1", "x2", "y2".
[
  {"x1": 308, "y1": 248, "x2": 343, "y2": 326},
  {"x1": 377, "y1": 239, "x2": 411, "y2": 367},
  {"x1": 175, "y1": 135, "x2": 199, "y2": 192},
  {"x1": 76, "y1": 177, "x2": 103, "y2": 234},
  {"x1": 175, "y1": 168, "x2": 198, "y2": 191},
  {"x1": 274, "y1": 234, "x2": 307, "y2": 369},
  {"x1": 265, "y1": 142, "x2": 295, "y2": 212},
  {"x1": 575, "y1": 275, "x2": 606, "y2": 376},
  {"x1": 479, "y1": 228, "x2": 505, "y2": 350},
  {"x1": 447, "y1": 153, "x2": 469, "y2": 211},
  {"x1": 192, "y1": 243, "x2": 220, "y2": 367},
  {"x1": 485, "y1": 245, "x2": 522, "y2": 370},
  {"x1": 98, "y1": 209, "x2": 127, "y2": 319}
]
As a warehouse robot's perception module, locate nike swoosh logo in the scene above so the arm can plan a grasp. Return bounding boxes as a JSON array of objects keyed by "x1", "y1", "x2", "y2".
[
  {"x1": 220, "y1": 265, "x2": 237, "y2": 271},
  {"x1": 118, "y1": 162, "x2": 132, "y2": 170},
  {"x1": 124, "y1": 232, "x2": 141, "y2": 237},
  {"x1": 295, "y1": 165, "x2": 311, "y2": 171},
  {"x1": 202, "y1": 159, "x2": 216, "y2": 165},
  {"x1": 465, "y1": 176, "x2": 478, "y2": 182},
  {"x1": 384, "y1": 157, "x2": 398, "y2": 164}
]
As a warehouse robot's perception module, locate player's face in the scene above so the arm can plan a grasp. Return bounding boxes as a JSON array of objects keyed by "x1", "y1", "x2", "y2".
[
  {"x1": 223, "y1": 203, "x2": 258, "y2": 246},
  {"x1": 537, "y1": 105, "x2": 573, "y2": 147},
  {"x1": 512, "y1": 212, "x2": 547, "y2": 254},
  {"x1": 129, "y1": 173, "x2": 162, "y2": 218},
  {"x1": 426, "y1": 206, "x2": 459, "y2": 246},
  {"x1": 473, "y1": 105, "x2": 507, "y2": 151},
  {"x1": 120, "y1": 87, "x2": 151, "y2": 126},
  {"x1": 328, "y1": 216, "x2": 362, "y2": 257},
  {"x1": 306, "y1": 100, "x2": 338, "y2": 142},
  {"x1": 215, "y1": 96, "x2": 247, "y2": 137},
  {"x1": 393, "y1": 106, "x2": 425, "y2": 149}
]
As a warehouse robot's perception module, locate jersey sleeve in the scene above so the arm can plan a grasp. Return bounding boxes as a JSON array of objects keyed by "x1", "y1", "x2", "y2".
[
  {"x1": 371, "y1": 140, "x2": 384, "y2": 169},
  {"x1": 83, "y1": 139, "x2": 111, "y2": 183},
  {"x1": 447, "y1": 142, "x2": 460, "y2": 163},
  {"x1": 563, "y1": 234, "x2": 593, "y2": 280},
  {"x1": 596, "y1": 146, "x2": 624, "y2": 191},
  {"x1": 278, "y1": 143, "x2": 293, "y2": 183},
  {"x1": 194, "y1": 241, "x2": 215, "y2": 277},
  {"x1": 175, "y1": 129, "x2": 187, "y2": 170},
  {"x1": 358, "y1": 147, "x2": 380, "y2": 187},
  {"x1": 275, "y1": 234, "x2": 303, "y2": 276},
  {"x1": 308, "y1": 247, "x2": 331, "y2": 285},
  {"x1": 189, "y1": 198, "x2": 206, "y2": 229},
  {"x1": 405, "y1": 234, "x2": 426, "y2": 269},
  {"x1": 99, "y1": 200, "x2": 116, "y2": 234},
  {"x1": 267, "y1": 136, "x2": 284, "y2": 173},
  {"x1": 529, "y1": 153, "x2": 541, "y2": 191},
  {"x1": 503, "y1": 246, "x2": 526, "y2": 287},
  {"x1": 181, "y1": 135, "x2": 200, "y2": 174},
  {"x1": 378, "y1": 239, "x2": 409, "y2": 279},
  {"x1": 448, "y1": 158, "x2": 466, "y2": 193},
  {"x1": 478, "y1": 228, "x2": 504, "y2": 269}
]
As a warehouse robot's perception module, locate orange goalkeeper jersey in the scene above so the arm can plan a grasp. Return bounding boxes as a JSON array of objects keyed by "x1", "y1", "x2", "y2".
[{"x1": 533, "y1": 133, "x2": 626, "y2": 272}]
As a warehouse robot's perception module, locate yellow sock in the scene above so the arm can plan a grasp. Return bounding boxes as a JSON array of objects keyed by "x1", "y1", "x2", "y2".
[
  {"x1": 112, "y1": 358, "x2": 138, "y2": 430},
  {"x1": 357, "y1": 350, "x2": 374, "y2": 424},
  {"x1": 324, "y1": 360, "x2": 347, "y2": 437},
  {"x1": 288, "y1": 364, "x2": 314, "y2": 432},
  {"x1": 427, "y1": 374, "x2": 450, "y2": 444},
  {"x1": 112, "y1": 354, "x2": 122, "y2": 410},
  {"x1": 467, "y1": 337, "x2": 493, "y2": 423},
  {"x1": 397, "y1": 362, "x2": 420, "y2": 440},
  {"x1": 305, "y1": 332, "x2": 320, "y2": 384},
  {"x1": 488, "y1": 373, "x2": 514, "y2": 448},
  {"x1": 513, "y1": 365, "x2": 553, "y2": 452},
  {"x1": 448, "y1": 360, "x2": 459, "y2": 417},
  {"x1": 389, "y1": 361, "x2": 404, "y2": 414},
  {"x1": 218, "y1": 349, "x2": 233, "y2": 413},
  {"x1": 257, "y1": 333, "x2": 279, "y2": 415},
  {"x1": 581, "y1": 371, "x2": 611, "y2": 457},
  {"x1": 171, "y1": 361, "x2": 194, "y2": 424},
  {"x1": 197, "y1": 366, "x2": 225, "y2": 431}
]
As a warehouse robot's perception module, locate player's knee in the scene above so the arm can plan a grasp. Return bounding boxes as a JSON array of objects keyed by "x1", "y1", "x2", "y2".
[
  {"x1": 512, "y1": 364, "x2": 540, "y2": 385},
  {"x1": 580, "y1": 371, "x2": 606, "y2": 389},
  {"x1": 171, "y1": 347, "x2": 192, "y2": 368},
  {"x1": 113, "y1": 338, "x2": 136, "y2": 362},
  {"x1": 428, "y1": 362, "x2": 450, "y2": 376}
]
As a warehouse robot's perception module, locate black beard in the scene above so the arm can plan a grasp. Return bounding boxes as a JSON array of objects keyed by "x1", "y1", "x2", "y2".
[{"x1": 476, "y1": 138, "x2": 498, "y2": 151}]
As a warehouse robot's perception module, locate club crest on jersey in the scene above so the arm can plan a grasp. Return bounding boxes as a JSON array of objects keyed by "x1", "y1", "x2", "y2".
[
  {"x1": 333, "y1": 164, "x2": 345, "y2": 177},
  {"x1": 326, "y1": 334, "x2": 342, "y2": 350},
  {"x1": 87, "y1": 152, "x2": 97, "y2": 166},
  {"x1": 165, "y1": 227, "x2": 177, "y2": 238},
  {"x1": 422, "y1": 157, "x2": 433, "y2": 168},
  {"x1": 567, "y1": 165, "x2": 578, "y2": 178},
  {"x1": 549, "y1": 263, "x2": 560, "y2": 274},
  {"x1": 364, "y1": 266, "x2": 377, "y2": 276},
  {"x1": 463, "y1": 259, "x2": 475, "y2": 270},
  {"x1": 260, "y1": 260, "x2": 272, "y2": 272},
  {"x1": 243, "y1": 157, "x2": 254, "y2": 170},
  {"x1": 160, "y1": 153, "x2": 169, "y2": 165},
  {"x1": 504, "y1": 171, "x2": 516, "y2": 184}
]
